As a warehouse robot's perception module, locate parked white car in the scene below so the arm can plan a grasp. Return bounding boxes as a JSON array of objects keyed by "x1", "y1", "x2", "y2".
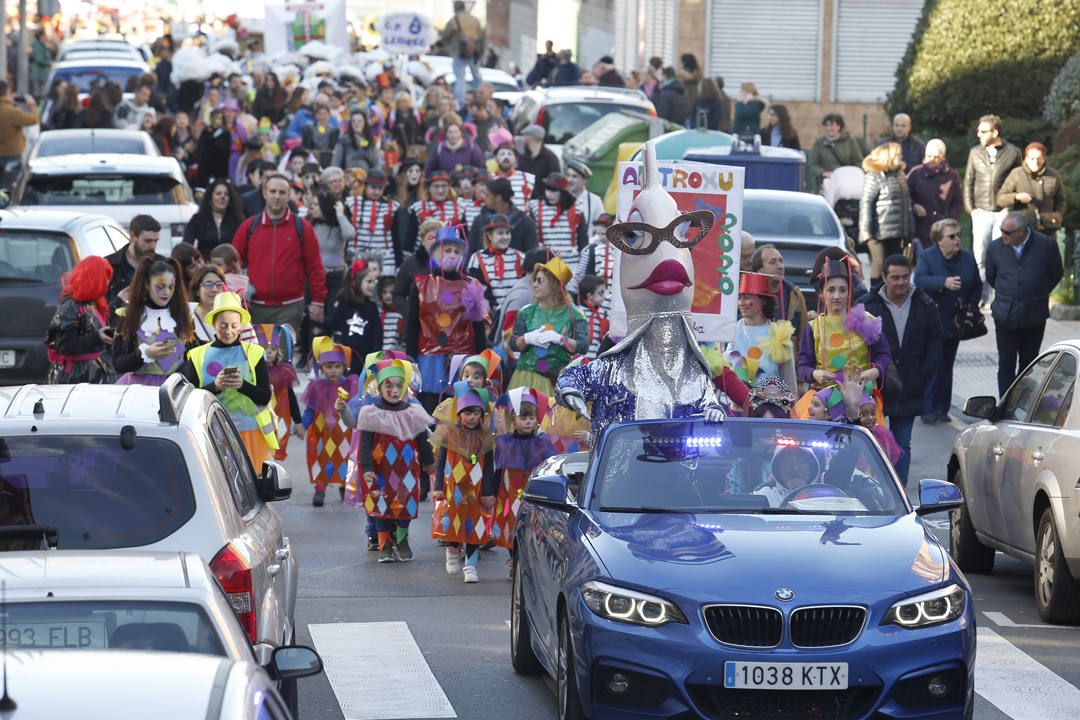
[{"x1": 29, "y1": 129, "x2": 161, "y2": 160}]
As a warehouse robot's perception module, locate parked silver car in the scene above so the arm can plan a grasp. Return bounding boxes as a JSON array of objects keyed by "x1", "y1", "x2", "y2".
[
  {"x1": 949, "y1": 341, "x2": 1080, "y2": 623},
  {"x1": 0, "y1": 377, "x2": 302, "y2": 703}
]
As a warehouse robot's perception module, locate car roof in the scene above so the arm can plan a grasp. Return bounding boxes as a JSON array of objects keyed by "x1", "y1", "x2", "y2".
[
  {"x1": 27, "y1": 153, "x2": 182, "y2": 176},
  {"x1": 37, "y1": 128, "x2": 151, "y2": 141},
  {"x1": 50, "y1": 58, "x2": 150, "y2": 71},
  {"x1": 0, "y1": 208, "x2": 122, "y2": 232},
  {"x1": 0, "y1": 380, "x2": 209, "y2": 427},
  {"x1": 527, "y1": 86, "x2": 652, "y2": 104},
  {"x1": 0, "y1": 651, "x2": 240, "y2": 718},
  {"x1": 0, "y1": 550, "x2": 208, "y2": 591},
  {"x1": 743, "y1": 188, "x2": 833, "y2": 207}
]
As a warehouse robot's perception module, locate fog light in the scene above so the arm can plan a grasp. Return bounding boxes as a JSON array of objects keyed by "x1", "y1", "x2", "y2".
[
  {"x1": 607, "y1": 672, "x2": 631, "y2": 695},
  {"x1": 927, "y1": 675, "x2": 949, "y2": 698}
]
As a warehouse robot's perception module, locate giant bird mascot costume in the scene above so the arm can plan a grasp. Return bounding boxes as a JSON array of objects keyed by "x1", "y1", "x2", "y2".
[{"x1": 555, "y1": 141, "x2": 727, "y2": 441}]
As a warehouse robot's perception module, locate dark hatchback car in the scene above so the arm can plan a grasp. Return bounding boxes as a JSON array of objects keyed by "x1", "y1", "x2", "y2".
[{"x1": 0, "y1": 209, "x2": 130, "y2": 384}]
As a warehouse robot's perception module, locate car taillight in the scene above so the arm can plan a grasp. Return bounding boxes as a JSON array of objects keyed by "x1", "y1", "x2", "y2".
[
  {"x1": 535, "y1": 107, "x2": 545, "y2": 128},
  {"x1": 211, "y1": 543, "x2": 256, "y2": 643}
]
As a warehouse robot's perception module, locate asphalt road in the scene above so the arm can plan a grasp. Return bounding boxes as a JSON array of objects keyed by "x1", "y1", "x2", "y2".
[{"x1": 274, "y1": 411, "x2": 1080, "y2": 720}]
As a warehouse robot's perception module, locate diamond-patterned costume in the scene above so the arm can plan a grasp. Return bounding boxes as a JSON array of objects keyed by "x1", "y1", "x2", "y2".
[
  {"x1": 303, "y1": 375, "x2": 360, "y2": 487},
  {"x1": 491, "y1": 432, "x2": 558, "y2": 549},
  {"x1": 429, "y1": 424, "x2": 496, "y2": 545}
]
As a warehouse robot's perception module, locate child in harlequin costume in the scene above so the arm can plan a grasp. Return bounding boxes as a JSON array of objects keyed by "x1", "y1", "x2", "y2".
[
  {"x1": 430, "y1": 383, "x2": 497, "y2": 583},
  {"x1": 253, "y1": 323, "x2": 302, "y2": 461},
  {"x1": 405, "y1": 226, "x2": 490, "y2": 414},
  {"x1": 433, "y1": 350, "x2": 503, "y2": 422},
  {"x1": 296, "y1": 336, "x2": 362, "y2": 507},
  {"x1": 491, "y1": 388, "x2": 557, "y2": 575},
  {"x1": 347, "y1": 358, "x2": 436, "y2": 563}
]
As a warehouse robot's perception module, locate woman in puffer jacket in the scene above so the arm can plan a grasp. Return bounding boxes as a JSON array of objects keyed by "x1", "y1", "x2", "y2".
[{"x1": 859, "y1": 142, "x2": 913, "y2": 283}]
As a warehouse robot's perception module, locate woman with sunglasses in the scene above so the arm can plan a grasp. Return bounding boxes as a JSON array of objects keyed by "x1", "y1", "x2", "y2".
[
  {"x1": 188, "y1": 265, "x2": 258, "y2": 343},
  {"x1": 913, "y1": 218, "x2": 982, "y2": 423}
]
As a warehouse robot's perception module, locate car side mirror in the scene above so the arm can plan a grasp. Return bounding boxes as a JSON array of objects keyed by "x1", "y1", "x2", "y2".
[
  {"x1": 268, "y1": 646, "x2": 322, "y2": 680},
  {"x1": 258, "y1": 461, "x2": 292, "y2": 502},
  {"x1": 915, "y1": 478, "x2": 964, "y2": 516},
  {"x1": 522, "y1": 474, "x2": 576, "y2": 514},
  {"x1": 962, "y1": 396, "x2": 997, "y2": 420}
]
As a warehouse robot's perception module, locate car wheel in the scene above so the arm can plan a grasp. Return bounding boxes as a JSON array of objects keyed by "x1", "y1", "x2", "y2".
[
  {"x1": 949, "y1": 475, "x2": 995, "y2": 573},
  {"x1": 1034, "y1": 508, "x2": 1080, "y2": 624},
  {"x1": 557, "y1": 612, "x2": 589, "y2": 720},
  {"x1": 511, "y1": 557, "x2": 542, "y2": 674}
]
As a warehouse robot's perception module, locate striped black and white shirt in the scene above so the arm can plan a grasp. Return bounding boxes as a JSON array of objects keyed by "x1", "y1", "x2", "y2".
[
  {"x1": 529, "y1": 198, "x2": 586, "y2": 271},
  {"x1": 466, "y1": 247, "x2": 527, "y2": 309},
  {"x1": 494, "y1": 169, "x2": 534, "y2": 210},
  {"x1": 347, "y1": 195, "x2": 400, "y2": 276}
]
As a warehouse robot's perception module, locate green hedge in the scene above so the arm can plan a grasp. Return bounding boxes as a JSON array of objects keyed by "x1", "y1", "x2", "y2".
[
  {"x1": 888, "y1": 0, "x2": 1080, "y2": 136},
  {"x1": 1044, "y1": 52, "x2": 1080, "y2": 124}
]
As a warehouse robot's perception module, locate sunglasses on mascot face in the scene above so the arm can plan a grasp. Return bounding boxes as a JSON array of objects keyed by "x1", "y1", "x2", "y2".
[{"x1": 605, "y1": 210, "x2": 715, "y2": 255}]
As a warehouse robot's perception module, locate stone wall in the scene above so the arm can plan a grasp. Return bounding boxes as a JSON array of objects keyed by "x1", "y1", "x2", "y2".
[{"x1": 577, "y1": 0, "x2": 614, "y2": 71}]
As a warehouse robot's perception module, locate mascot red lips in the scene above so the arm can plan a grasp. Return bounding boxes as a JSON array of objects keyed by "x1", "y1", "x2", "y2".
[{"x1": 628, "y1": 260, "x2": 691, "y2": 295}]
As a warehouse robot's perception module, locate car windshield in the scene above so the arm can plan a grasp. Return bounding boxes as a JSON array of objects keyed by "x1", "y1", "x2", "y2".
[
  {"x1": 590, "y1": 421, "x2": 905, "y2": 516},
  {"x1": 36, "y1": 136, "x2": 150, "y2": 158},
  {"x1": 51, "y1": 66, "x2": 145, "y2": 92},
  {"x1": 742, "y1": 195, "x2": 841, "y2": 238},
  {"x1": 1, "y1": 601, "x2": 224, "y2": 655},
  {"x1": 541, "y1": 102, "x2": 646, "y2": 145},
  {"x1": 0, "y1": 435, "x2": 196, "y2": 550},
  {"x1": 0, "y1": 232, "x2": 73, "y2": 283},
  {"x1": 21, "y1": 174, "x2": 182, "y2": 205}
]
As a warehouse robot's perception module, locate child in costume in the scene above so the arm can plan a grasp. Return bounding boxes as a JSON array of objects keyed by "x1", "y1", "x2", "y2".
[
  {"x1": 430, "y1": 383, "x2": 497, "y2": 583},
  {"x1": 209, "y1": 243, "x2": 250, "y2": 298},
  {"x1": 327, "y1": 259, "x2": 382, "y2": 375},
  {"x1": 492, "y1": 388, "x2": 557, "y2": 577},
  {"x1": 295, "y1": 336, "x2": 361, "y2": 506},
  {"x1": 466, "y1": 213, "x2": 526, "y2": 312},
  {"x1": 857, "y1": 393, "x2": 905, "y2": 472},
  {"x1": 377, "y1": 277, "x2": 404, "y2": 352},
  {"x1": 434, "y1": 350, "x2": 502, "y2": 421},
  {"x1": 253, "y1": 324, "x2": 301, "y2": 461},
  {"x1": 346, "y1": 357, "x2": 436, "y2": 563},
  {"x1": 728, "y1": 272, "x2": 796, "y2": 390},
  {"x1": 527, "y1": 172, "x2": 588, "y2": 271},
  {"x1": 578, "y1": 274, "x2": 609, "y2": 359}
]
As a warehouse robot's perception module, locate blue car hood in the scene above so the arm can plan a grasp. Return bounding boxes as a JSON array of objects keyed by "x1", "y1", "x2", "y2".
[{"x1": 583, "y1": 511, "x2": 947, "y2": 602}]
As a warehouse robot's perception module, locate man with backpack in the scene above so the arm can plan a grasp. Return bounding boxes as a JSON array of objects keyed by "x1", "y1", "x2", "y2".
[
  {"x1": 441, "y1": 1, "x2": 484, "y2": 107},
  {"x1": 233, "y1": 173, "x2": 328, "y2": 332}
]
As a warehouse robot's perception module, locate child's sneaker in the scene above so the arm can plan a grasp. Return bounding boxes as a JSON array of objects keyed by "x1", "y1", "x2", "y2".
[
  {"x1": 312, "y1": 490, "x2": 325, "y2": 507},
  {"x1": 395, "y1": 538, "x2": 413, "y2": 561},
  {"x1": 338, "y1": 486, "x2": 346, "y2": 501},
  {"x1": 367, "y1": 536, "x2": 379, "y2": 552},
  {"x1": 378, "y1": 543, "x2": 396, "y2": 563},
  {"x1": 445, "y1": 547, "x2": 462, "y2": 575},
  {"x1": 462, "y1": 565, "x2": 478, "y2": 583}
]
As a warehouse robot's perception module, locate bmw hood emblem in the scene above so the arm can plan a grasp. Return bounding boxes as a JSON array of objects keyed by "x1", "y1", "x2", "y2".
[{"x1": 775, "y1": 588, "x2": 795, "y2": 602}]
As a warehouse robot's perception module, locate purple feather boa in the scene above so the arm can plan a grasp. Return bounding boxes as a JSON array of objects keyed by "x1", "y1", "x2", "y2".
[
  {"x1": 461, "y1": 281, "x2": 490, "y2": 322},
  {"x1": 844, "y1": 303, "x2": 882, "y2": 344}
]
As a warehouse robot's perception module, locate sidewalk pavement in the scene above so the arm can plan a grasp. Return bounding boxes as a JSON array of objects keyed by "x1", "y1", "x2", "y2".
[{"x1": 950, "y1": 308, "x2": 1080, "y2": 414}]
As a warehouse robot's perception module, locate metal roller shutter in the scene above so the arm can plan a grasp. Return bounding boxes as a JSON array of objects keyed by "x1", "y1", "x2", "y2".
[
  {"x1": 642, "y1": 0, "x2": 679, "y2": 69},
  {"x1": 833, "y1": 0, "x2": 923, "y2": 102},
  {"x1": 705, "y1": 0, "x2": 822, "y2": 101},
  {"x1": 613, "y1": 0, "x2": 640, "y2": 76}
]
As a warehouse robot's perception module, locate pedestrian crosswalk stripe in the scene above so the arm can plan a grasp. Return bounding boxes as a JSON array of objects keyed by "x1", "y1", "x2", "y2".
[
  {"x1": 309, "y1": 622, "x2": 456, "y2": 719},
  {"x1": 976, "y1": 627, "x2": 1080, "y2": 720}
]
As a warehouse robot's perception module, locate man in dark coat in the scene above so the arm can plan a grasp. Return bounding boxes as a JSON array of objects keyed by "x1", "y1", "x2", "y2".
[
  {"x1": 655, "y1": 67, "x2": 688, "y2": 125},
  {"x1": 859, "y1": 254, "x2": 942, "y2": 487},
  {"x1": 516, "y1": 125, "x2": 561, "y2": 199},
  {"x1": 876, "y1": 113, "x2": 925, "y2": 175},
  {"x1": 985, "y1": 211, "x2": 1064, "y2": 396},
  {"x1": 906, "y1": 139, "x2": 963, "y2": 250}
]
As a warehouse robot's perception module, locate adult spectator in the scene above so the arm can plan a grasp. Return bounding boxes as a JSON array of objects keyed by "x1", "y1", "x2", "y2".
[
  {"x1": 252, "y1": 71, "x2": 287, "y2": 124},
  {"x1": 752, "y1": 244, "x2": 808, "y2": 343},
  {"x1": 468, "y1": 177, "x2": 538, "y2": 254},
  {"x1": 114, "y1": 81, "x2": 155, "y2": 130},
  {"x1": 155, "y1": 43, "x2": 175, "y2": 100},
  {"x1": 859, "y1": 255, "x2": 941, "y2": 487},
  {"x1": 714, "y1": 77, "x2": 733, "y2": 132},
  {"x1": 393, "y1": 219, "x2": 445, "y2": 314},
  {"x1": 566, "y1": 160, "x2": 604, "y2": 227},
  {"x1": 48, "y1": 83, "x2": 80, "y2": 131},
  {"x1": 859, "y1": 142, "x2": 913, "y2": 283},
  {"x1": 678, "y1": 54, "x2": 703, "y2": 110},
  {"x1": 194, "y1": 109, "x2": 231, "y2": 188},
  {"x1": 76, "y1": 93, "x2": 113, "y2": 130},
  {"x1": 740, "y1": 231, "x2": 755, "y2": 272},
  {"x1": 467, "y1": 98, "x2": 504, "y2": 156},
  {"x1": 759, "y1": 104, "x2": 800, "y2": 149},
  {"x1": 440, "y1": 0, "x2": 485, "y2": 107},
  {"x1": 105, "y1": 215, "x2": 165, "y2": 306},
  {"x1": 963, "y1": 114, "x2": 1022, "y2": 301},
  {"x1": 806, "y1": 113, "x2": 863, "y2": 194},
  {"x1": 996, "y1": 142, "x2": 1067, "y2": 235},
  {"x1": 906, "y1": 139, "x2": 963, "y2": 251},
  {"x1": 655, "y1": 67, "x2": 688, "y2": 126},
  {"x1": 549, "y1": 49, "x2": 579, "y2": 87},
  {"x1": 688, "y1": 78, "x2": 725, "y2": 130},
  {"x1": 491, "y1": 142, "x2": 534, "y2": 209},
  {"x1": 985, "y1": 211, "x2": 1063, "y2": 396},
  {"x1": 389, "y1": 92, "x2": 425, "y2": 154},
  {"x1": 913, "y1": 219, "x2": 982, "y2": 423},
  {"x1": 300, "y1": 104, "x2": 339, "y2": 168},
  {"x1": 593, "y1": 56, "x2": 626, "y2": 87},
  {"x1": 233, "y1": 174, "x2": 328, "y2": 331},
  {"x1": 731, "y1": 82, "x2": 764, "y2": 136},
  {"x1": 425, "y1": 112, "x2": 484, "y2": 175},
  {"x1": 876, "y1": 113, "x2": 925, "y2": 173},
  {"x1": 517, "y1": 125, "x2": 561, "y2": 197},
  {"x1": 526, "y1": 41, "x2": 557, "y2": 88},
  {"x1": 331, "y1": 108, "x2": 381, "y2": 172},
  {"x1": 30, "y1": 30, "x2": 54, "y2": 98},
  {"x1": 184, "y1": 178, "x2": 244, "y2": 258},
  {"x1": 239, "y1": 161, "x2": 278, "y2": 217},
  {"x1": 0, "y1": 81, "x2": 38, "y2": 186}
]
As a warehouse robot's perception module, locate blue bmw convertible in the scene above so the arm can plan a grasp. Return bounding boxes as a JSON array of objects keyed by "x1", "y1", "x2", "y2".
[{"x1": 511, "y1": 418, "x2": 975, "y2": 720}]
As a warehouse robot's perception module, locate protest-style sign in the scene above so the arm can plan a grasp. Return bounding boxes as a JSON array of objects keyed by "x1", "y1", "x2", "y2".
[
  {"x1": 264, "y1": 0, "x2": 349, "y2": 55},
  {"x1": 610, "y1": 159, "x2": 745, "y2": 343},
  {"x1": 378, "y1": 13, "x2": 435, "y2": 54}
]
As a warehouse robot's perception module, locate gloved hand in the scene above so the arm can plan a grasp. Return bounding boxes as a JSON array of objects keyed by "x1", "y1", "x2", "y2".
[
  {"x1": 535, "y1": 329, "x2": 565, "y2": 346},
  {"x1": 559, "y1": 390, "x2": 591, "y2": 421},
  {"x1": 703, "y1": 404, "x2": 726, "y2": 424},
  {"x1": 523, "y1": 329, "x2": 552, "y2": 348}
]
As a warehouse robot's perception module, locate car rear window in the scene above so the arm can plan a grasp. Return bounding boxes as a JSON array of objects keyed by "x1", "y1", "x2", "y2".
[
  {"x1": 0, "y1": 231, "x2": 73, "y2": 283},
  {"x1": 3, "y1": 601, "x2": 225, "y2": 655},
  {"x1": 0, "y1": 435, "x2": 196, "y2": 550},
  {"x1": 742, "y1": 196, "x2": 841, "y2": 238},
  {"x1": 50, "y1": 66, "x2": 146, "y2": 92},
  {"x1": 21, "y1": 174, "x2": 182, "y2": 205},
  {"x1": 36, "y1": 136, "x2": 150, "y2": 157},
  {"x1": 540, "y1": 102, "x2": 647, "y2": 145}
]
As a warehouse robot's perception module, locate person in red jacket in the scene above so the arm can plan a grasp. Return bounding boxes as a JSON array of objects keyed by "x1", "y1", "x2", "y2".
[{"x1": 233, "y1": 173, "x2": 328, "y2": 335}]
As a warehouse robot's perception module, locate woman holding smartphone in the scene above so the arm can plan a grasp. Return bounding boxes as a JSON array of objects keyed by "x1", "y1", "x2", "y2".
[{"x1": 112, "y1": 257, "x2": 196, "y2": 385}]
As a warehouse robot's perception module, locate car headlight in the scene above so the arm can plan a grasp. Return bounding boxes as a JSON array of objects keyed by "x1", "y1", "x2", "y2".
[
  {"x1": 882, "y1": 584, "x2": 965, "y2": 629},
  {"x1": 580, "y1": 580, "x2": 687, "y2": 627}
]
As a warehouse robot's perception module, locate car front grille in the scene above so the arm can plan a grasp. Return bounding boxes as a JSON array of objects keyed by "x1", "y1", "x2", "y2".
[
  {"x1": 702, "y1": 605, "x2": 783, "y2": 647},
  {"x1": 686, "y1": 685, "x2": 880, "y2": 720},
  {"x1": 789, "y1": 606, "x2": 867, "y2": 648}
]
